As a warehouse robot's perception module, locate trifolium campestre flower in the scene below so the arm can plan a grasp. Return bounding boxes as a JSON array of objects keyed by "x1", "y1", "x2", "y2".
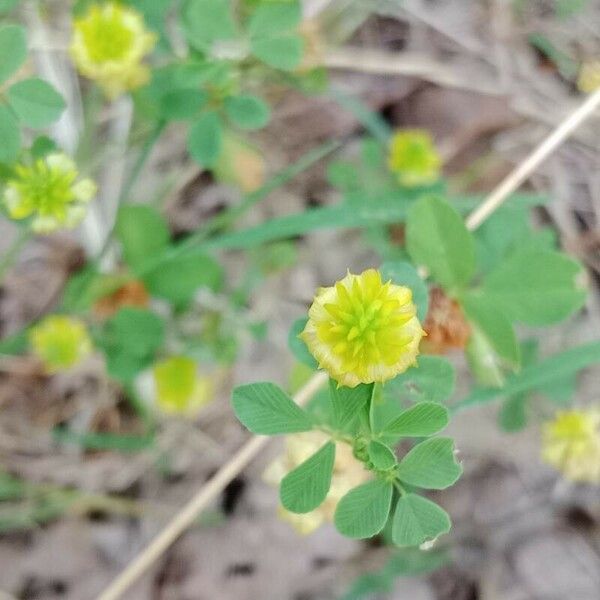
[
  {"x1": 29, "y1": 315, "x2": 93, "y2": 373},
  {"x1": 3, "y1": 153, "x2": 96, "y2": 233},
  {"x1": 387, "y1": 129, "x2": 441, "y2": 187},
  {"x1": 70, "y1": 2, "x2": 156, "y2": 99},
  {"x1": 542, "y1": 408, "x2": 600, "y2": 484},
  {"x1": 153, "y1": 356, "x2": 213, "y2": 416},
  {"x1": 300, "y1": 269, "x2": 425, "y2": 388}
]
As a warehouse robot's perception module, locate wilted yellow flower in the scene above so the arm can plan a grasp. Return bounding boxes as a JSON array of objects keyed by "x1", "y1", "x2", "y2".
[
  {"x1": 153, "y1": 356, "x2": 213, "y2": 416},
  {"x1": 301, "y1": 270, "x2": 424, "y2": 388},
  {"x1": 70, "y1": 2, "x2": 156, "y2": 99},
  {"x1": 388, "y1": 130, "x2": 441, "y2": 187},
  {"x1": 263, "y1": 431, "x2": 369, "y2": 534},
  {"x1": 577, "y1": 61, "x2": 600, "y2": 94},
  {"x1": 29, "y1": 315, "x2": 93, "y2": 373},
  {"x1": 3, "y1": 153, "x2": 96, "y2": 233},
  {"x1": 542, "y1": 408, "x2": 600, "y2": 484}
]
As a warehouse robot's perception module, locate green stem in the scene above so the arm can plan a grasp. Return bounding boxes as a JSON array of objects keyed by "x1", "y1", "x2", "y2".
[
  {"x1": 0, "y1": 228, "x2": 32, "y2": 281},
  {"x1": 119, "y1": 120, "x2": 166, "y2": 206}
]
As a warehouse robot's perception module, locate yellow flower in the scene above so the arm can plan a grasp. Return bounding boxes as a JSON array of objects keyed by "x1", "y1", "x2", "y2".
[
  {"x1": 301, "y1": 270, "x2": 424, "y2": 388},
  {"x1": 542, "y1": 408, "x2": 600, "y2": 484},
  {"x1": 153, "y1": 356, "x2": 213, "y2": 416},
  {"x1": 577, "y1": 61, "x2": 600, "y2": 94},
  {"x1": 263, "y1": 431, "x2": 369, "y2": 534},
  {"x1": 29, "y1": 315, "x2": 93, "y2": 373},
  {"x1": 387, "y1": 129, "x2": 441, "y2": 187},
  {"x1": 3, "y1": 153, "x2": 96, "y2": 233},
  {"x1": 70, "y1": 2, "x2": 156, "y2": 99}
]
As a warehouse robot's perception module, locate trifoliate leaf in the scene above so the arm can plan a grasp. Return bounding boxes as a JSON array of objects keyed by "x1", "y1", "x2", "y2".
[
  {"x1": 397, "y1": 438, "x2": 462, "y2": 489},
  {"x1": 392, "y1": 493, "x2": 451, "y2": 547},
  {"x1": 280, "y1": 441, "x2": 335, "y2": 513},
  {"x1": 232, "y1": 382, "x2": 313, "y2": 434},
  {"x1": 334, "y1": 479, "x2": 393, "y2": 539}
]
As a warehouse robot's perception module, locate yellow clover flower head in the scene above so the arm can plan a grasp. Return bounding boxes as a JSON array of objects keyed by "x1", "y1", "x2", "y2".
[
  {"x1": 542, "y1": 408, "x2": 600, "y2": 484},
  {"x1": 388, "y1": 129, "x2": 441, "y2": 187},
  {"x1": 3, "y1": 153, "x2": 96, "y2": 233},
  {"x1": 577, "y1": 60, "x2": 600, "y2": 94},
  {"x1": 263, "y1": 431, "x2": 369, "y2": 534},
  {"x1": 70, "y1": 2, "x2": 156, "y2": 99},
  {"x1": 30, "y1": 315, "x2": 93, "y2": 373},
  {"x1": 300, "y1": 269, "x2": 424, "y2": 388},
  {"x1": 153, "y1": 356, "x2": 213, "y2": 416}
]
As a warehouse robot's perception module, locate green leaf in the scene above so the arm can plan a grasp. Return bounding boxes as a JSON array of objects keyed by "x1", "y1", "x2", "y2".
[
  {"x1": 288, "y1": 317, "x2": 318, "y2": 369},
  {"x1": 0, "y1": 25, "x2": 27, "y2": 85},
  {"x1": 499, "y1": 394, "x2": 527, "y2": 432},
  {"x1": 0, "y1": 105, "x2": 20, "y2": 164},
  {"x1": 0, "y1": 0, "x2": 19, "y2": 14},
  {"x1": 397, "y1": 438, "x2": 462, "y2": 490},
  {"x1": 481, "y1": 249, "x2": 586, "y2": 325},
  {"x1": 205, "y1": 199, "x2": 410, "y2": 251},
  {"x1": 143, "y1": 252, "x2": 223, "y2": 309},
  {"x1": 159, "y1": 89, "x2": 207, "y2": 120},
  {"x1": 392, "y1": 494, "x2": 451, "y2": 547},
  {"x1": 188, "y1": 111, "x2": 222, "y2": 167},
  {"x1": 461, "y1": 291, "x2": 520, "y2": 368},
  {"x1": 385, "y1": 356, "x2": 455, "y2": 404},
  {"x1": 248, "y1": 1, "x2": 301, "y2": 37},
  {"x1": 280, "y1": 441, "x2": 335, "y2": 513},
  {"x1": 251, "y1": 34, "x2": 304, "y2": 71},
  {"x1": 383, "y1": 402, "x2": 449, "y2": 437},
  {"x1": 329, "y1": 380, "x2": 373, "y2": 432},
  {"x1": 224, "y1": 94, "x2": 270, "y2": 130},
  {"x1": 456, "y1": 341, "x2": 600, "y2": 411},
  {"x1": 7, "y1": 78, "x2": 66, "y2": 128},
  {"x1": 406, "y1": 195, "x2": 476, "y2": 292},
  {"x1": 232, "y1": 382, "x2": 313, "y2": 434},
  {"x1": 368, "y1": 441, "x2": 397, "y2": 471},
  {"x1": 30, "y1": 135, "x2": 58, "y2": 159},
  {"x1": 380, "y1": 261, "x2": 429, "y2": 321},
  {"x1": 341, "y1": 548, "x2": 449, "y2": 600},
  {"x1": 334, "y1": 479, "x2": 393, "y2": 539},
  {"x1": 182, "y1": 0, "x2": 237, "y2": 52},
  {"x1": 100, "y1": 308, "x2": 165, "y2": 382},
  {"x1": 115, "y1": 205, "x2": 170, "y2": 270}
]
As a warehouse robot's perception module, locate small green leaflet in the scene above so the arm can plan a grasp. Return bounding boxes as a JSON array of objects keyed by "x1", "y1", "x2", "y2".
[
  {"x1": 392, "y1": 494, "x2": 451, "y2": 547},
  {"x1": 481, "y1": 248, "x2": 586, "y2": 325},
  {"x1": 0, "y1": 105, "x2": 20, "y2": 164},
  {"x1": 329, "y1": 380, "x2": 373, "y2": 432},
  {"x1": 224, "y1": 94, "x2": 270, "y2": 130},
  {"x1": 397, "y1": 438, "x2": 462, "y2": 490},
  {"x1": 368, "y1": 441, "x2": 397, "y2": 471},
  {"x1": 406, "y1": 195, "x2": 476, "y2": 292},
  {"x1": 380, "y1": 261, "x2": 429, "y2": 321},
  {"x1": 384, "y1": 356, "x2": 456, "y2": 404},
  {"x1": 280, "y1": 441, "x2": 335, "y2": 513},
  {"x1": 232, "y1": 382, "x2": 313, "y2": 434},
  {"x1": 0, "y1": 25, "x2": 27, "y2": 85},
  {"x1": 461, "y1": 291, "x2": 520, "y2": 368},
  {"x1": 382, "y1": 402, "x2": 449, "y2": 437},
  {"x1": 251, "y1": 35, "x2": 304, "y2": 71},
  {"x1": 182, "y1": 0, "x2": 236, "y2": 52},
  {"x1": 188, "y1": 111, "x2": 222, "y2": 167},
  {"x1": 7, "y1": 78, "x2": 66, "y2": 128},
  {"x1": 247, "y1": 1, "x2": 301, "y2": 37},
  {"x1": 334, "y1": 479, "x2": 393, "y2": 539},
  {"x1": 115, "y1": 205, "x2": 170, "y2": 270}
]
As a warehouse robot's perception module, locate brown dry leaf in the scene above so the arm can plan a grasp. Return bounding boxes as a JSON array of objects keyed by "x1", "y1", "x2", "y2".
[
  {"x1": 422, "y1": 287, "x2": 471, "y2": 354},
  {"x1": 93, "y1": 280, "x2": 149, "y2": 319}
]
